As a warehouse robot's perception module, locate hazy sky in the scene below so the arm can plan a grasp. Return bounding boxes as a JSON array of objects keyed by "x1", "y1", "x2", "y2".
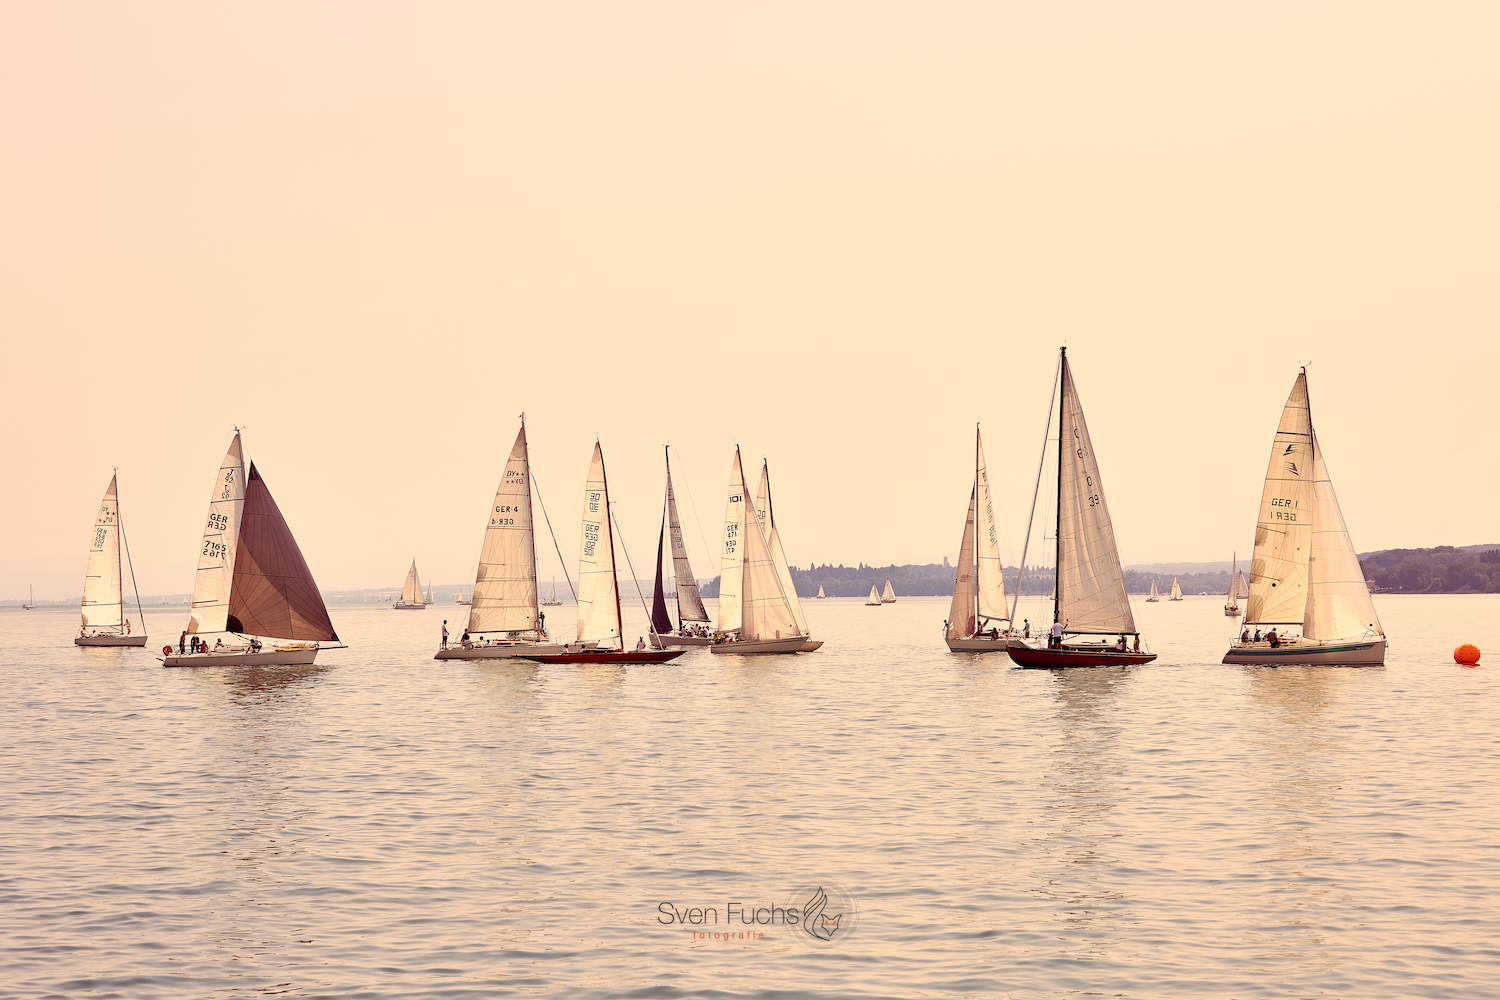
[{"x1": 3, "y1": 2, "x2": 1496, "y2": 601}]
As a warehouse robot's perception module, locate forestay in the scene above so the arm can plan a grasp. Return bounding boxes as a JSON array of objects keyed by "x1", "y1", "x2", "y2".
[
  {"x1": 946, "y1": 485, "x2": 978, "y2": 640},
  {"x1": 1245, "y1": 373, "x2": 1315, "y2": 625},
  {"x1": 468, "y1": 425, "x2": 540, "y2": 633},
  {"x1": 975, "y1": 431, "x2": 1008, "y2": 620},
  {"x1": 80, "y1": 475, "x2": 123, "y2": 628},
  {"x1": 717, "y1": 448, "x2": 747, "y2": 632},
  {"x1": 1303, "y1": 434, "x2": 1383, "y2": 640},
  {"x1": 576, "y1": 442, "x2": 622, "y2": 645},
  {"x1": 226, "y1": 463, "x2": 338, "y2": 642},
  {"x1": 188, "y1": 433, "x2": 246, "y2": 635},
  {"x1": 1055, "y1": 357, "x2": 1137, "y2": 634},
  {"x1": 737, "y1": 465, "x2": 800, "y2": 642}
]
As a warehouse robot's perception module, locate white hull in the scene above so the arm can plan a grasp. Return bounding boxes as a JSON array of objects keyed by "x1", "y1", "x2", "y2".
[
  {"x1": 880, "y1": 599, "x2": 895, "y2": 604},
  {"x1": 1222, "y1": 637, "x2": 1386, "y2": 666},
  {"x1": 435, "y1": 642, "x2": 568, "y2": 660},
  {"x1": 164, "y1": 645, "x2": 320, "y2": 667},
  {"x1": 393, "y1": 602, "x2": 427, "y2": 610},
  {"x1": 76, "y1": 634, "x2": 149, "y2": 647},
  {"x1": 798, "y1": 639, "x2": 823, "y2": 652},
  {"x1": 540, "y1": 601, "x2": 563, "y2": 607},
  {"x1": 945, "y1": 635, "x2": 1013, "y2": 652},
  {"x1": 651, "y1": 633, "x2": 714, "y2": 648},
  {"x1": 710, "y1": 636, "x2": 805, "y2": 654}
]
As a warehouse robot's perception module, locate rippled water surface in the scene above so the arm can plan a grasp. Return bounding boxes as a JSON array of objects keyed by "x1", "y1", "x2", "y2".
[{"x1": 2, "y1": 595, "x2": 1497, "y2": 999}]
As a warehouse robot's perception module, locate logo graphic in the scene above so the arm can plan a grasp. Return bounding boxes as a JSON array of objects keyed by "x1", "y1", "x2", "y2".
[
  {"x1": 783, "y1": 879, "x2": 858, "y2": 946},
  {"x1": 1283, "y1": 443, "x2": 1296, "y2": 455},
  {"x1": 1286, "y1": 461, "x2": 1300, "y2": 475},
  {"x1": 801, "y1": 886, "x2": 842, "y2": 941}
]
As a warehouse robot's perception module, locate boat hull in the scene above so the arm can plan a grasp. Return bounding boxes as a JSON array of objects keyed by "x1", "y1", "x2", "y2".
[
  {"x1": 521, "y1": 649, "x2": 686, "y2": 664},
  {"x1": 1225, "y1": 607, "x2": 1243, "y2": 617},
  {"x1": 1004, "y1": 640, "x2": 1157, "y2": 668},
  {"x1": 392, "y1": 603, "x2": 427, "y2": 610},
  {"x1": 434, "y1": 642, "x2": 568, "y2": 660},
  {"x1": 651, "y1": 633, "x2": 714, "y2": 648},
  {"x1": 163, "y1": 645, "x2": 320, "y2": 667},
  {"x1": 799, "y1": 640, "x2": 823, "y2": 652},
  {"x1": 945, "y1": 635, "x2": 1014, "y2": 652},
  {"x1": 76, "y1": 635, "x2": 149, "y2": 647},
  {"x1": 1222, "y1": 638, "x2": 1386, "y2": 666},
  {"x1": 710, "y1": 637, "x2": 806, "y2": 654}
]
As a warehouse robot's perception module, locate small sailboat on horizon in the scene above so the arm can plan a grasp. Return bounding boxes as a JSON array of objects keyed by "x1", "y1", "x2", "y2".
[
  {"x1": 75, "y1": 473, "x2": 148, "y2": 646},
  {"x1": 1169, "y1": 577, "x2": 1183, "y2": 601},
  {"x1": 393, "y1": 560, "x2": 427, "y2": 609},
  {"x1": 881, "y1": 580, "x2": 896, "y2": 603},
  {"x1": 22, "y1": 586, "x2": 37, "y2": 610},
  {"x1": 541, "y1": 578, "x2": 563, "y2": 606},
  {"x1": 1004, "y1": 348, "x2": 1157, "y2": 667},
  {"x1": 945, "y1": 426, "x2": 1014, "y2": 651},
  {"x1": 865, "y1": 586, "x2": 882, "y2": 606},
  {"x1": 1222, "y1": 370, "x2": 1385, "y2": 665},
  {"x1": 816, "y1": 585, "x2": 826, "y2": 599},
  {"x1": 1224, "y1": 554, "x2": 1243, "y2": 617},
  {"x1": 1146, "y1": 580, "x2": 1160, "y2": 603}
]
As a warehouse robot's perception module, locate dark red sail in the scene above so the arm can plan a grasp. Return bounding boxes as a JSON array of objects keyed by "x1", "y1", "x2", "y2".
[{"x1": 226, "y1": 463, "x2": 338, "y2": 641}]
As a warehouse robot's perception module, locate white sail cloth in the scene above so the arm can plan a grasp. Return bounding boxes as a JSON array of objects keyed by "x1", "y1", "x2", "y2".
[
  {"x1": 755, "y1": 462, "x2": 809, "y2": 634},
  {"x1": 188, "y1": 433, "x2": 246, "y2": 634},
  {"x1": 1246, "y1": 373, "x2": 1315, "y2": 624},
  {"x1": 946, "y1": 485, "x2": 978, "y2": 640},
  {"x1": 468, "y1": 425, "x2": 541, "y2": 633},
  {"x1": 717, "y1": 448, "x2": 747, "y2": 632},
  {"x1": 576, "y1": 441, "x2": 622, "y2": 645},
  {"x1": 1055, "y1": 358, "x2": 1137, "y2": 633},
  {"x1": 80, "y1": 475, "x2": 123, "y2": 628},
  {"x1": 666, "y1": 460, "x2": 709, "y2": 622},
  {"x1": 737, "y1": 464, "x2": 800, "y2": 642},
  {"x1": 974, "y1": 431, "x2": 1008, "y2": 620},
  {"x1": 401, "y1": 560, "x2": 424, "y2": 604},
  {"x1": 1302, "y1": 433, "x2": 1384, "y2": 640}
]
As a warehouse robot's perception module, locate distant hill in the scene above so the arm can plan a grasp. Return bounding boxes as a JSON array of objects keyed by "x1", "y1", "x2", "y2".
[{"x1": 1359, "y1": 545, "x2": 1500, "y2": 593}]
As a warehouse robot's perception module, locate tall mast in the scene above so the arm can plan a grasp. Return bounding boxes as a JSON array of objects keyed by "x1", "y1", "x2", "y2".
[
  {"x1": 973, "y1": 424, "x2": 981, "y2": 620},
  {"x1": 1054, "y1": 347, "x2": 1066, "y2": 628}
]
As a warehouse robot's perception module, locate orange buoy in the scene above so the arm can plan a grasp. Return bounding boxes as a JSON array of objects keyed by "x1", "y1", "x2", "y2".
[{"x1": 1454, "y1": 644, "x2": 1481, "y2": 665}]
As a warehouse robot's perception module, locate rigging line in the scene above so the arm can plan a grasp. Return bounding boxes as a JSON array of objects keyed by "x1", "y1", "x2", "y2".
[
  {"x1": 530, "y1": 469, "x2": 578, "y2": 604},
  {"x1": 1010, "y1": 350, "x2": 1063, "y2": 624},
  {"x1": 609, "y1": 503, "x2": 659, "y2": 642},
  {"x1": 668, "y1": 444, "x2": 718, "y2": 587},
  {"x1": 117, "y1": 485, "x2": 147, "y2": 632}
]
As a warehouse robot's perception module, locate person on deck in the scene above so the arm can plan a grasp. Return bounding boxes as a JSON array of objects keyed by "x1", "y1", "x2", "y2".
[
  {"x1": 1050, "y1": 621, "x2": 1064, "y2": 649},
  {"x1": 1267, "y1": 629, "x2": 1280, "y2": 648},
  {"x1": 249, "y1": 637, "x2": 262, "y2": 652},
  {"x1": 125, "y1": 620, "x2": 131, "y2": 635},
  {"x1": 441, "y1": 620, "x2": 449, "y2": 650},
  {"x1": 1023, "y1": 619, "x2": 1030, "y2": 639},
  {"x1": 537, "y1": 610, "x2": 546, "y2": 633},
  {"x1": 1241, "y1": 628, "x2": 1250, "y2": 643},
  {"x1": 179, "y1": 632, "x2": 187, "y2": 654},
  {"x1": 1115, "y1": 635, "x2": 1127, "y2": 651},
  {"x1": 1132, "y1": 635, "x2": 1141, "y2": 653},
  {"x1": 635, "y1": 636, "x2": 647, "y2": 652},
  {"x1": 1253, "y1": 627, "x2": 1262, "y2": 643}
]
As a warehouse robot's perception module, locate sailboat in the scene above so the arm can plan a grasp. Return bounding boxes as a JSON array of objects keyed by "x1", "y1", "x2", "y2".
[
  {"x1": 1169, "y1": 577, "x2": 1183, "y2": 601},
  {"x1": 75, "y1": 473, "x2": 148, "y2": 646},
  {"x1": 542, "y1": 578, "x2": 563, "y2": 606},
  {"x1": 456, "y1": 587, "x2": 470, "y2": 606},
  {"x1": 163, "y1": 431, "x2": 338, "y2": 666},
  {"x1": 1236, "y1": 569, "x2": 1249, "y2": 600},
  {"x1": 393, "y1": 560, "x2": 426, "y2": 609},
  {"x1": 1146, "y1": 580, "x2": 1160, "y2": 603},
  {"x1": 710, "y1": 446, "x2": 806, "y2": 654},
  {"x1": 865, "y1": 586, "x2": 882, "y2": 606},
  {"x1": 22, "y1": 586, "x2": 37, "y2": 610},
  {"x1": 754, "y1": 459, "x2": 821, "y2": 651},
  {"x1": 426, "y1": 580, "x2": 434, "y2": 605},
  {"x1": 1223, "y1": 370, "x2": 1385, "y2": 665},
  {"x1": 523, "y1": 440, "x2": 685, "y2": 664},
  {"x1": 945, "y1": 426, "x2": 1013, "y2": 651},
  {"x1": 1004, "y1": 348, "x2": 1157, "y2": 667},
  {"x1": 649, "y1": 447, "x2": 714, "y2": 647},
  {"x1": 881, "y1": 580, "x2": 896, "y2": 603},
  {"x1": 816, "y1": 585, "x2": 826, "y2": 599},
  {"x1": 1224, "y1": 553, "x2": 1243, "y2": 617},
  {"x1": 435, "y1": 419, "x2": 567, "y2": 659}
]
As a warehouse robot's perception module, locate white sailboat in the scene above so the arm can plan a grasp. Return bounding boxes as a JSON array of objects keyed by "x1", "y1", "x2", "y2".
[
  {"x1": 1224, "y1": 553, "x2": 1243, "y2": 617},
  {"x1": 716, "y1": 448, "x2": 747, "y2": 636},
  {"x1": 393, "y1": 560, "x2": 426, "y2": 609},
  {"x1": 1003, "y1": 348, "x2": 1156, "y2": 667},
  {"x1": 456, "y1": 587, "x2": 470, "y2": 605},
  {"x1": 881, "y1": 580, "x2": 896, "y2": 603},
  {"x1": 649, "y1": 447, "x2": 714, "y2": 647},
  {"x1": 711, "y1": 446, "x2": 805, "y2": 654},
  {"x1": 523, "y1": 441, "x2": 685, "y2": 664},
  {"x1": 1169, "y1": 577, "x2": 1183, "y2": 601},
  {"x1": 76, "y1": 473, "x2": 148, "y2": 646},
  {"x1": 1223, "y1": 370, "x2": 1386, "y2": 665},
  {"x1": 1235, "y1": 569, "x2": 1249, "y2": 600},
  {"x1": 755, "y1": 459, "x2": 821, "y2": 651},
  {"x1": 164, "y1": 431, "x2": 338, "y2": 666},
  {"x1": 1146, "y1": 580, "x2": 1160, "y2": 603},
  {"x1": 435, "y1": 418, "x2": 567, "y2": 659},
  {"x1": 865, "y1": 586, "x2": 882, "y2": 606},
  {"x1": 541, "y1": 578, "x2": 563, "y2": 606},
  {"x1": 22, "y1": 586, "x2": 37, "y2": 610},
  {"x1": 816, "y1": 585, "x2": 826, "y2": 599},
  {"x1": 945, "y1": 426, "x2": 1014, "y2": 651}
]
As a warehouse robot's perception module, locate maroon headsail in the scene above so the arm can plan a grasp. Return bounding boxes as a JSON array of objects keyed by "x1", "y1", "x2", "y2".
[{"x1": 225, "y1": 463, "x2": 338, "y2": 641}]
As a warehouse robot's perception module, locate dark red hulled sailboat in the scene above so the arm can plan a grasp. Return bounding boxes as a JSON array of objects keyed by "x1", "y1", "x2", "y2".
[{"x1": 1003, "y1": 348, "x2": 1157, "y2": 668}]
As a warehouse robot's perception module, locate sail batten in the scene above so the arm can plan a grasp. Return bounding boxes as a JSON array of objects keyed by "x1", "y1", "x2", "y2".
[
  {"x1": 1055, "y1": 357, "x2": 1136, "y2": 633},
  {"x1": 80, "y1": 475, "x2": 124, "y2": 628},
  {"x1": 467, "y1": 426, "x2": 540, "y2": 632}
]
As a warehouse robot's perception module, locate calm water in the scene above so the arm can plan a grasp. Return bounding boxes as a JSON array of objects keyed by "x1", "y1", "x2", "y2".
[{"x1": 2, "y1": 595, "x2": 1497, "y2": 999}]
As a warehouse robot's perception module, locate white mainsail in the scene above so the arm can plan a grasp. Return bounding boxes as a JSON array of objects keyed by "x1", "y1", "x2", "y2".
[
  {"x1": 1055, "y1": 357, "x2": 1136, "y2": 633},
  {"x1": 400, "y1": 560, "x2": 424, "y2": 604},
  {"x1": 737, "y1": 464, "x2": 800, "y2": 642},
  {"x1": 576, "y1": 441, "x2": 622, "y2": 646},
  {"x1": 1148, "y1": 580, "x2": 1159, "y2": 600},
  {"x1": 1169, "y1": 578, "x2": 1182, "y2": 601},
  {"x1": 882, "y1": 580, "x2": 896, "y2": 602},
  {"x1": 1235, "y1": 570, "x2": 1249, "y2": 600},
  {"x1": 975, "y1": 430, "x2": 1008, "y2": 619},
  {"x1": 1302, "y1": 432, "x2": 1384, "y2": 641},
  {"x1": 188, "y1": 433, "x2": 247, "y2": 634},
  {"x1": 80, "y1": 475, "x2": 123, "y2": 628},
  {"x1": 467, "y1": 425, "x2": 540, "y2": 633},
  {"x1": 666, "y1": 456, "x2": 709, "y2": 623},
  {"x1": 716, "y1": 448, "x2": 747, "y2": 632},
  {"x1": 946, "y1": 485, "x2": 978, "y2": 640},
  {"x1": 816, "y1": 585, "x2": 825, "y2": 599},
  {"x1": 1245, "y1": 373, "x2": 1315, "y2": 624},
  {"x1": 425, "y1": 580, "x2": 433, "y2": 604},
  {"x1": 755, "y1": 462, "x2": 809, "y2": 634},
  {"x1": 1226, "y1": 557, "x2": 1239, "y2": 610},
  {"x1": 867, "y1": 586, "x2": 881, "y2": 604}
]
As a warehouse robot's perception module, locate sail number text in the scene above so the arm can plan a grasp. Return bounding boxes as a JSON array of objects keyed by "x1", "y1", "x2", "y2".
[
  {"x1": 492, "y1": 504, "x2": 519, "y2": 526},
  {"x1": 202, "y1": 540, "x2": 227, "y2": 560},
  {"x1": 583, "y1": 520, "x2": 601, "y2": 557},
  {"x1": 1269, "y1": 497, "x2": 1299, "y2": 521},
  {"x1": 207, "y1": 513, "x2": 230, "y2": 533}
]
